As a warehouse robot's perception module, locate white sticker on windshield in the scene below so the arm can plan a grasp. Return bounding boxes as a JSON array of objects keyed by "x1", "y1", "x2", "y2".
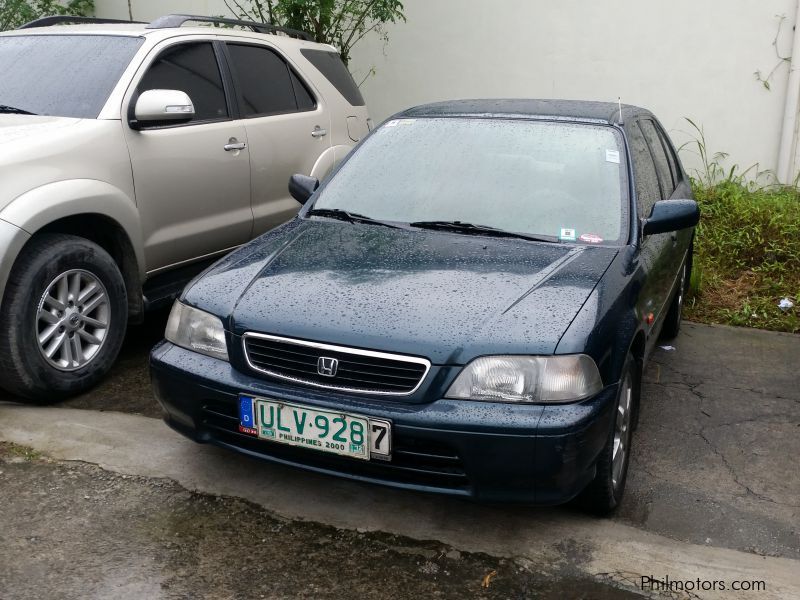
[
  {"x1": 384, "y1": 120, "x2": 399, "y2": 127},
  {"x1": 606, "y1": 149, "x2": 621, "y2": 164},
  {"x1": 398, "y1": 119, "x2": 416, "y2": 125},
  {"x1": 559, "y1": 228, "x2": 577, "y2": 242}
]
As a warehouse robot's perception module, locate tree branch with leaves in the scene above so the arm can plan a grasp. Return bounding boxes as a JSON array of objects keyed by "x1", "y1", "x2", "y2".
[
  {"x1": 0, "y1": 0, "x2": 94, "y2": 31},
  {"x1": 223, "y1": 0, "x2": 404, "y2": 66}
]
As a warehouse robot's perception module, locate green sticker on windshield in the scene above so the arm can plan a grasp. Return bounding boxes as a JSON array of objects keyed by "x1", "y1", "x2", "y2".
[{"x1": 559, "y1": 228, "x2": 576, "y2": 242}]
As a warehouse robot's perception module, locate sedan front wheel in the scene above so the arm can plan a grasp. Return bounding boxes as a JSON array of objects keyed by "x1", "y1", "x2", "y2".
[{"x1": 578, "y1": 353, "x2": 638, "y2": 515}]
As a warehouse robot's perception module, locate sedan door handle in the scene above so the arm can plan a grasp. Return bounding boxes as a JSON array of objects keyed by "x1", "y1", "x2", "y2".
[
  {"x1": 311, "y1": 126, "x2": 328, "y2": 138},
  {"x1": 224, "y1": 140, "x2": 247, "y2": 152}
]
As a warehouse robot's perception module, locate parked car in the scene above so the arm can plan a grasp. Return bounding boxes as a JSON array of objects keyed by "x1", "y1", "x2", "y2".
[
  {"x1": 0, "y1": 14, "x2": 370, "y2": 401},
  {"x1": 150, "y1": 99, "x2": 698, "y2": 513}
]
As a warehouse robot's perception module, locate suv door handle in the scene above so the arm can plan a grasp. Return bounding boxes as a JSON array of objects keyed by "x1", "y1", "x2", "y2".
[
  {"x1": 224, "y1": 139, "x2": 247, "y2": 151},
  {"x1": 311, "y1": 126, "x2": 328, "y2": 138}
]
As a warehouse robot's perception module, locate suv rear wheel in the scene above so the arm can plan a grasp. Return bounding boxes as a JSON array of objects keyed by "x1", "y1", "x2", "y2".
[{"x1": 0, "y1": 234, "x2": 128, "y2": 402}]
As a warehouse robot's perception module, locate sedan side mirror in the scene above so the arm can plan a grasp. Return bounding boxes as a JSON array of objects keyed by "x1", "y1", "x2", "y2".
[
  {"x1": 643, "y1": 200, "x2": 700, "y2": 236},
  {"x1": 289, "y1": 174, "x2": 320, "y2": 204},
  {"x1": 132, "y1": 89, "x2": 195, "y2": 127}
]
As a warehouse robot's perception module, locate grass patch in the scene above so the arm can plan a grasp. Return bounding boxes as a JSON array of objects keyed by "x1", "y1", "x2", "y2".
[
  {"x1": 685, "y1": 180, "x2": 800, "y2": 333},
  {"x1": 0, "y1": 442, "x2": 44, "y2": 461}
]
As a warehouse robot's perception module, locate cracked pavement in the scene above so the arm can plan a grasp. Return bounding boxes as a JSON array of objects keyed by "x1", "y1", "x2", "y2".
[
  {"x1": 620, "y1": 323, "x2": 800, "y2": 561},
  {"x1": 0, "y1": 321, "x2": 798, "y2": 598}
]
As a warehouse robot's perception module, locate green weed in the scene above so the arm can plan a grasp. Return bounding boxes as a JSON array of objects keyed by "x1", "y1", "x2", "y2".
[{"x1": 685, "y1": 180, "x2": 800, "y2": 333}]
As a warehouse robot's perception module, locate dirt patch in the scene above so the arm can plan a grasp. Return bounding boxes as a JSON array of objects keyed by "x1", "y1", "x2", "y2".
[{"x1": 0, "y1": 444, "x2": 639, "y2": 600}]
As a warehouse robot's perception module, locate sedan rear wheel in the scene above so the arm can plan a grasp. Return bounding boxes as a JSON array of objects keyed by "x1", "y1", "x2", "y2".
[{"x1": 661, "y1": 260, "x2": 688, "y2": 340}]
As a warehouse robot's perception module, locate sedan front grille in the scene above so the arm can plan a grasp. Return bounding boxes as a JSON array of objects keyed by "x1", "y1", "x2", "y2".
[{"x1": 242, "y1": 333, "x2": 430, "y2": 395}]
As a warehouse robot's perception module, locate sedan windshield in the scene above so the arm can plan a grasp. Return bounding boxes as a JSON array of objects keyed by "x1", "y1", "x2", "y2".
[
  {"x1": 0, "y1": 35, "x2": 144, "y2": 119},
  {"x1": 313, "y1": 118, "x2": 628, "y2": 244}
]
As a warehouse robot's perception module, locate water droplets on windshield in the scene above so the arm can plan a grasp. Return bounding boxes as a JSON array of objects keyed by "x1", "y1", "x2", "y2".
[
  {"x1": 0, "y1": 35, "x2": 144, "y2": 118},
  {"x1": 313, "y1": 117, "x2": 628, "y2": 244}
]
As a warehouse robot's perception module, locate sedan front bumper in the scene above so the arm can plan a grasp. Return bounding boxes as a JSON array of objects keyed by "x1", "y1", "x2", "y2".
[{"x1": 150, "y1": 342, "x2": 618, "y2": 505}]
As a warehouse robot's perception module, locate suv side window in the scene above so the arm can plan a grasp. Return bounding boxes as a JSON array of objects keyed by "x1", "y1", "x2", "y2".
[
  {"x1": 226, "y1": 44, "x2": 315, "y2": 117},
  {"x1": 639, "y1": 119, "x2": 675, "y2": 198},
  {"x1": 627, "y1": 121, "x2": 661, "y2": 219},
  {"x1": 138, "y1": 42, "x2": 228, "y2": 122},
  {"x1": 300, "y1": 48, "x2": 365, "y2": 106}
]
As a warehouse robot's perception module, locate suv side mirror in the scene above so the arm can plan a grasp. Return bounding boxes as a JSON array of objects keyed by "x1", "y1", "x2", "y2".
[
  {"x1": 643, "y1": 200, "x2": 700, "y2": 236},
  {"x1": 289, "y1": 174, "x2": 319, "y2": 204},
  {"x1": 132, "y1": 89, "x2": 195, "y2": 126}
]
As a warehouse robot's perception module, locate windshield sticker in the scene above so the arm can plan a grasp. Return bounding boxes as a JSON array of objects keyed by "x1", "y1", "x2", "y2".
[
  {"x1": 606, "y1": 149, "x2": 621, "y2": 164},
  {"x1": 579, "y1": 233, "x2": 604, "y2": 244},
  {"x1": 384, "y1": 119, "x2": 415, "y2": 128},
  {"x1": 559, "y1": 228, "x2": 577, "y2": 242}
]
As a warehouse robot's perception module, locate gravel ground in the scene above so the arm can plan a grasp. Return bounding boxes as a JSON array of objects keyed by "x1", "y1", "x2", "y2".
[{"x1": 0, "y1": 443, "x2": 637, "y2": 600}]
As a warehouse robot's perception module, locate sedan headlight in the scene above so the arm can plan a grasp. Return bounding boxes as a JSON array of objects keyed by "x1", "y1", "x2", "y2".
[
  {"x1": 165, "y1": 301, "x2": 229, "y2": 361},
  {"x1": 445, "y1": 355, "x2": 602, "y2": 403}
]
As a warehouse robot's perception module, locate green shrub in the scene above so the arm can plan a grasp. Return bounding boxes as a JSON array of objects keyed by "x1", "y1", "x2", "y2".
[
  {"x1": 0, "y1": 0, "x2": 94, "y2": 32},
  {"x1": 685, "y1": 180, "x2": 800, "y2": 333}
]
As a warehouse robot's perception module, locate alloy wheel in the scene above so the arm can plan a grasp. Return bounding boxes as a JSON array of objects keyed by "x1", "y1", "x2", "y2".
[
  {"x1": 35, "y1": 269, "x2": 111, "y2": 372},
  {"x1": 611, "y1": 371, "x2": 633, "y2": 490}
]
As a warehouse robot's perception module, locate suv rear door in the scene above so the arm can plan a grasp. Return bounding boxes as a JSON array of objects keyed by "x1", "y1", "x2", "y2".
[
  {"x1": 123, "y1": 40, "x2": 252, "y2": 272},
  {"x1": 222, "y1": 41, "x2": 332, "y2": 236}
]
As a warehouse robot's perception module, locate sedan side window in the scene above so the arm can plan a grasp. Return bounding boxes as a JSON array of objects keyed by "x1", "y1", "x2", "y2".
[
  {"x1": 639, "y1": 119, "x2": 675, "y2": 198},
  {"x1": 226, "y1": 44, "x2": 315, "y2": 117},
  {"x1": 138, "y1": 42, "x2": 228, "y2": 123},
  {"x1": 627, "y1": 121, "x2": 661, "y2": 219},
  {"x1": 655, "y1": 121, "x2": 682, "y2": 187}
]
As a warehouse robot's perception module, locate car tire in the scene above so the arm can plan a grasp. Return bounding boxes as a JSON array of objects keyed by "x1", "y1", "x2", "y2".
[
  {"x1": 0, "y1": 234, "x2": 128, "y2": 402},
  {"x1": 660, "y1": 259, "x2": 688, "y2": 340},
  {"x1": 578, "y1": 354, "x2": 638, "y2": 515}
]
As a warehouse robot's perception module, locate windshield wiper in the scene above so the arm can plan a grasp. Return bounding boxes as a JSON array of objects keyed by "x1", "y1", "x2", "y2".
[
  {"x1": 409, "y1": 221, "x2": 559, "y2": 243},
  {"x1": 0, "y1": 104, "x2": 37, "y2": 115},
  {"x1": 307, "y1": 208, "x2": 400, "y2": 229}
]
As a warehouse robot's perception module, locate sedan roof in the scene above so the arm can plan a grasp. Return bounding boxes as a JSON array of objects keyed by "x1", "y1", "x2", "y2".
[{"x1": 397, "y1": 99, "x2": 651, "y2": 125}]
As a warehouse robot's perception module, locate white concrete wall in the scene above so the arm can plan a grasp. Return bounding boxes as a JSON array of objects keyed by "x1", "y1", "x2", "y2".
[{"x1": 96, "y1": 0, "x2": 798, "y2": 177}]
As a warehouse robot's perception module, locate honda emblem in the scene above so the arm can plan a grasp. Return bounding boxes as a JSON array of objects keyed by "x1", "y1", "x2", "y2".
[{"x1": 317, "y1": 356, "x2": 339, "y2": 377}]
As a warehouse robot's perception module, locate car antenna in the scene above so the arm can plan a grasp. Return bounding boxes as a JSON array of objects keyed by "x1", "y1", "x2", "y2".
[{"x1": 617, "y1": 97, "x2": 624, "y2": 125}]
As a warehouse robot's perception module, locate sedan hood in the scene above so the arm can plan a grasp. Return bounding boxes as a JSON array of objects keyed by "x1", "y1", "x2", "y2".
[{"x1": 185, "y1": 220, "x2": 618, "y2": 365}]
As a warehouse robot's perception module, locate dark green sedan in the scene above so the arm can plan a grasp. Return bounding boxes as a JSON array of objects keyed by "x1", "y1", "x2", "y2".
[{"x1": 150, "y1": 100, "x2": 698, "y2": 513}]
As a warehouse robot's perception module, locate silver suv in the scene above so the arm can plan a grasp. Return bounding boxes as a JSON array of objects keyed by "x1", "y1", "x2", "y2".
[{"x1": 0, "y1": 14, "x2": 371, "y2": 401}]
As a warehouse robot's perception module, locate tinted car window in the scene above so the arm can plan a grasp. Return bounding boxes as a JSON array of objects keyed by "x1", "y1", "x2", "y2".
[
  {"x1": 138, "y1": 42, "x2": 227, "y2": 122},
  {"x1": 628, "y1": 122, "x2": 661, "y2": 218},
  {"x1": 300, "y1": 49, "x2": 365, "y2": 106},
  {"x1": 639, "y1": 119, "x2": 674, "y2": 198},
  {"x1": 227, "y1": 44, "x2": 299, "y2": 116},
  {"x1": 0, "y1": 35, "x2": 143, "y2": 119},
  {"x1": 655, "y1": 122, "x2": 681, "y2": 187},
  {"x1": 291, "y1": 71, "x2": 316, "y2": 111},
  {"x1": 314, "y1": 118, "x2": 628, "y2": 244}
]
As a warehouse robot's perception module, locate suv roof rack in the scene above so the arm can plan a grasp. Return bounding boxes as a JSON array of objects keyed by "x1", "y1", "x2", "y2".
[
  {"x1": 18, "y1": 16, "x2": 145, "y2": 29},
  {"x1": 146, "y1": 14, "x2": 314, "y2": 41}
]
